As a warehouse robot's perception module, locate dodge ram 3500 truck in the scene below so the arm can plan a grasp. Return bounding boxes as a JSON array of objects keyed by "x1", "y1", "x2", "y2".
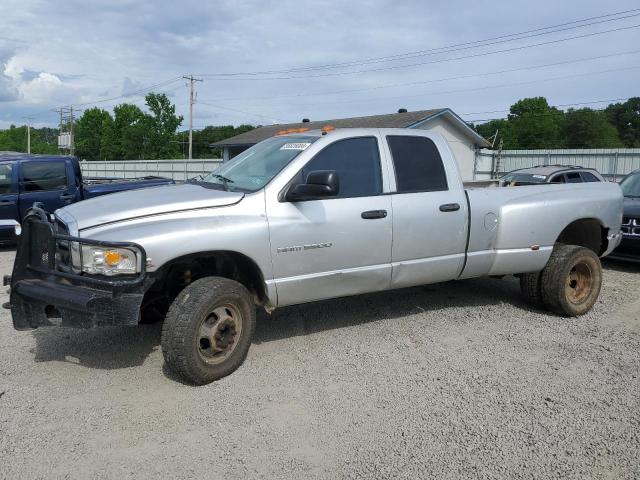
[{"x1": 6, "y1": 128, "x2": 623, "y2": 385}]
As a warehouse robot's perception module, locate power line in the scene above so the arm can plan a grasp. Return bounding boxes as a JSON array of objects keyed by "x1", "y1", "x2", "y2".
[
  {"x1": 197, "y1": 101, "x2": 284, "y2": 123},
  {"x1": 197, "y1": 8, "x2": 640, "y2": 78},
  {"x1": 71, "y1": 76, "x2": 184, "y2": 108},
  {"x1": 202, "y1": 49, "x2": 640, "y2": 103},
  {"x1": 199, "y1": 23, "x2": 640, "y2": 80},
  {"x1": 272, "y1": 65, "x2": 640, "y2": 110},
  {"x1": 460, "y1": 97, "x2": 633, "y2": 117}
]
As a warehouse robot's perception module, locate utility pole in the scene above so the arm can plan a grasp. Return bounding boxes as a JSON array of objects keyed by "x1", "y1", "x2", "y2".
[
  {"x1": 22, "y1": 117, "x2": 34, "y2": 154},
  {"x1": 69, "y1": 106, "x2": 75, "y2": 156},
  {"x1": 183, "y1": 75, "x2": 203, "y2": 160}
]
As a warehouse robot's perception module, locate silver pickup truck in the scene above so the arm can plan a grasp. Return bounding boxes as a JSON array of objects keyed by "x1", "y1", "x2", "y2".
[{"x1": 6, "y1": 128, "x2": 623, "y2": 384}]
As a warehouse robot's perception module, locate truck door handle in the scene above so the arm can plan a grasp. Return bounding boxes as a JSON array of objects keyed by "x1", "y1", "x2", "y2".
[
  {"x1": 60, "y1": 194, "x2": 75, "y2": 201},
  {"x1": 361, "y1": 210, "x2": 387, "y2": 219},
  {"x1": 439, "y1": 203, "x2": 460, "y2": 212},
  {"x1": 0, "y1": 200, "x2": 15, "y2": 206}
]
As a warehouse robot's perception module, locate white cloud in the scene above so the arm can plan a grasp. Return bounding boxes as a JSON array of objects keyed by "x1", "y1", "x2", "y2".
[
  {"x1": 0, "y1": 0, "x2": 638, "y2": 126},
  {"x1": 17, "y1": 72, "x2": 68, "y2": 103}
]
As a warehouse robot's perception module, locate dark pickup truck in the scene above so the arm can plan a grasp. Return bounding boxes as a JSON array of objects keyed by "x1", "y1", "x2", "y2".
[{"x1": 0, "y1": 153, "x2": 174, "y2": 241}]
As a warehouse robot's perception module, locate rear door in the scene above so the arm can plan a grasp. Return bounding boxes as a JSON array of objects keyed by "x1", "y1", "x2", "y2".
[
  {"x1": 385, "y1": 134, "x2": 468, "y2": 288},
  {"x1": 18, "y1": 159, "x2": 76, "y2": 218}
]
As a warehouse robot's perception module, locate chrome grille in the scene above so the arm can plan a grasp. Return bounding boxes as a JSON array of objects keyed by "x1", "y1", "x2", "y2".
[{"x1": 621, "y1": 217, "x2": 640, "y2": 237}]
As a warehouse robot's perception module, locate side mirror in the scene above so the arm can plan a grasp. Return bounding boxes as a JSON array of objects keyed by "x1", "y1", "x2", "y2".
[{"x1": 286, "y1": 170, "x2": 339, "y2": 202}]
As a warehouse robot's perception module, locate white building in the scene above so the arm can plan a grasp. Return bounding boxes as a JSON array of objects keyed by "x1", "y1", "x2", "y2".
[{"x1": 210, "y1": 108, "x2": 491, "y2": 181}]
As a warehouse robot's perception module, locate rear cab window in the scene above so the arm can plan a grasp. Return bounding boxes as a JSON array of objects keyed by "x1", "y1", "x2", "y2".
[
  {"x1": 21, "y1": 161, "x2": 68, "y2": 192},
  {"x1": 386, "y1": 135, "x2": 448, "y2": 192}
]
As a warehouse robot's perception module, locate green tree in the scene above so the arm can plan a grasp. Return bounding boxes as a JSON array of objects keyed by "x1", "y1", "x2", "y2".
[
  {"x1": 74, "y1": 107, "x2": 112, "y2": 160},
  {"x1": 144, "y1": 92, "x2": 183, "y2": 159},
  {"x1": 185, "y1": 124, "x2": 255, "y2": 158},
  {"x1": 605, "y1": 97, "x2": 640, "y2": 147},
  {"x1": 508, "y1": 97, "x2": 565, "y2": 149},
  {"x1": 563, "y1": 108, "x2": 623, "y2": 148},
  {"x1": 0, "y1": 124, "x2": 27, "y2": 152},
  {"x1": 103, "y1": 103, "x2": 148, "y2": 159},
  {"x1": 474, "y1": 119, "x2": 515, "y2": 148}
]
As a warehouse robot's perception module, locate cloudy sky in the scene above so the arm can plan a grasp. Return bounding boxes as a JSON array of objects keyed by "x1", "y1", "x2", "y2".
[{"x1": 1, "y1": 0, "x2": 639, "y2": 129}]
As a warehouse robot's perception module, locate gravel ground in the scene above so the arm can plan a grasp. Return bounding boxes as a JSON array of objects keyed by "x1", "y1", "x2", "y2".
[{"x1": 0, "y1": 249, "x2": 639, "y2": 479}]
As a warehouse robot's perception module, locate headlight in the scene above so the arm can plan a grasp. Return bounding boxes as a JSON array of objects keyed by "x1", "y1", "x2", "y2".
[{"x1": 81, "y1": 246, "x2": 139, "y2": 276}]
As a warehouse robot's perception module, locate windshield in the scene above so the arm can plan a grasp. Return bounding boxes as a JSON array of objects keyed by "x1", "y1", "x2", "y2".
[
  {"x1": 199, "y1": 135, "x2": 319, "y2": 192},
  {"x1": 620, "y1": 173, "x2": 640, "y2": 197},
  {"x1": 500, "y1": 172, "x2": 547, "y2": 184}
]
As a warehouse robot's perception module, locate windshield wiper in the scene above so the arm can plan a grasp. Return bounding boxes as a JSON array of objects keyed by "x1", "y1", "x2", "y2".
[
  {"x1": 187, "y1": 174, "x2": 204, "y2": 184},
  {"x1": 210, "y1": 174, "x2": 234, "y2": 191}
]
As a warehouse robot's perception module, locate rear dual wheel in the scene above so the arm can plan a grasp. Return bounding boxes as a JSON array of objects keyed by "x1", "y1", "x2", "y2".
[{"x1": 520, "y1": 244, "x2": 602, "y2": 317}]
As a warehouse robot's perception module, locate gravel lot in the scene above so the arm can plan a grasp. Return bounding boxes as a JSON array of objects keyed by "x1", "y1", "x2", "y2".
[{"x1": 0, "y1": 249, "x2": 639, "y2": 479}]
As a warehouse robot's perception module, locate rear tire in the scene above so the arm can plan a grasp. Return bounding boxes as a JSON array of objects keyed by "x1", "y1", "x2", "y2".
[
  {"x1": 519, "y1": 272, "x2": 545, "y2": 309},
  {"x1": 541, "y1": 244, "x2": 602, "y2": 317},
  {"x1": 161, "y1": 277, "x2": 256, "y2": 385}
]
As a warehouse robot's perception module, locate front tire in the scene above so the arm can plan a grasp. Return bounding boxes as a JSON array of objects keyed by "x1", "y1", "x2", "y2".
[
  {"x1": 541, "y1": 244, "x2": 602, "y2": 317},
  {"x1": 161, "y1": 277, "x2": 256, "y2": 385}
]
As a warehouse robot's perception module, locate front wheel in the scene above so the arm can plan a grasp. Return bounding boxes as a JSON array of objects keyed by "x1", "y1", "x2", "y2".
[
  {"x1": 161, "y1": 277, "x2": 256, "y2": 385},
  {"x1": 541, "y1": 244, "x2": 602, "y2": 317}
]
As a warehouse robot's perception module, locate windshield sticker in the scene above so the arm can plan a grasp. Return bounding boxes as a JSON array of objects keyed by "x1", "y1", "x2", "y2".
[
  {"x1": 532, "y1": 175, "x2": 546, "y2": 179},
  {"x1": 280, "y1": 142, "x2": 311, "y2": 151}
]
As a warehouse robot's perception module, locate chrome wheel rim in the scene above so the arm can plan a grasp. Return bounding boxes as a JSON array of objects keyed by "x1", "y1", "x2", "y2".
[{"x1": 196, "y1": 304, "x2": 243, "y2": 364}]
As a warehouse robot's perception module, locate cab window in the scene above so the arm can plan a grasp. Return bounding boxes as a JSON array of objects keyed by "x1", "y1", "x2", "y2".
[
  {"x1": 21, "y1": 161, "x2": 68, "y2": 192},
  {"x1": 300, "y1": 137, "x2": 382, "y2": 198},
  {"x1": 387, "y1": 136, "x2": 448, "y2": 192},
  {"x1": 0, "y1": 164, "x2": 14, "y2": 194}
]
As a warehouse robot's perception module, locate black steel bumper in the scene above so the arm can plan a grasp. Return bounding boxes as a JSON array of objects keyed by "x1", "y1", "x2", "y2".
[{"x1": 6, "y1": 206, "x2": 147, "y2": 330}]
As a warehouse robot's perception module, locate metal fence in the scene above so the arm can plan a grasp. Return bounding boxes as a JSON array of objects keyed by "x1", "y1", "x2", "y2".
[
  {"x1": 81, "y1": 149, "x2": 640, "y2": 183},
  {"x1": 474, "y1": 148, "x2": 640, "y2": 181},
  {"x1": 80, "y1": 159, "x2": 222, "y2": 181}
]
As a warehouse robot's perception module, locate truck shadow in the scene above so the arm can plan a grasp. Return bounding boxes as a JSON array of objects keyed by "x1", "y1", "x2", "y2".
[
  {"x1": 30, "y1": 276, "x2": 531, "y2": 370},
  {"x1": 30, "y1": 323, "x2": 162, "y2": 369},
  {"x1": 254, "y1": 276, "x2": 528, "y2": 344},
  {"x1": 602, "y1": 258, "x2": 640, "y2": 274}
]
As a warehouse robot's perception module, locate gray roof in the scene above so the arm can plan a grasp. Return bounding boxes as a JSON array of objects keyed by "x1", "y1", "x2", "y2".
[{"x1": 211, "y1": 108, "x2": 490, "y2": 148}]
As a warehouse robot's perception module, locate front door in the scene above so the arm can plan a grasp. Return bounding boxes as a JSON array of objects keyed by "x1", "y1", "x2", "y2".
[{"x1": 268, "y1": 136, "x2": 393, "y2": 306}]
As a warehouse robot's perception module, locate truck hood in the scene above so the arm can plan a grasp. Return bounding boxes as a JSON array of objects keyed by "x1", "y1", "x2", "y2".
[{"x1": 59, "y1": 183, "x2": 244, "y2": 230}]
